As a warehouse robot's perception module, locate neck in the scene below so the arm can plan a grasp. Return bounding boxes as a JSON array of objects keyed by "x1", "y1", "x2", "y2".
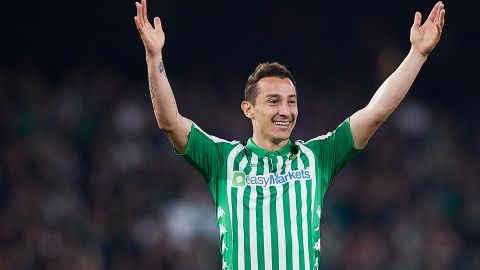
[{"x1": 251, "y1": 132, "x2": 289, "y2": 152}]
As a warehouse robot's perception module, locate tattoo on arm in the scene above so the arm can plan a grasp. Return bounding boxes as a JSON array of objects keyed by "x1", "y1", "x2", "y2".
[
  {"x1": 158, "y1": 60, "x2": 165, "y2": 73},
  {"x1": 150, "y1": 89, "x2": 156, "y2": 111},
  {"x1": 149, "y1": 81, "x2": 155, "y2": 99},
  {"x1": 149, "y1": 60, "x2": 165, "y2": 112}
]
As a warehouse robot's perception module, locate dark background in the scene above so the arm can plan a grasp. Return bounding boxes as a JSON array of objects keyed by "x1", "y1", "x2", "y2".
[{"x1": 0, "y1": 0, "x2": 479, "y2": 269}]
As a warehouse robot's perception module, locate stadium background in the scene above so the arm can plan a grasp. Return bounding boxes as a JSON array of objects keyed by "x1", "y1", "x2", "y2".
[{"x1": 1, "y1": 0, "x2": 479, "y2": 269}]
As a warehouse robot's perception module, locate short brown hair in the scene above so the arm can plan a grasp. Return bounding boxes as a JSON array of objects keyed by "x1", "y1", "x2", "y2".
[{"x1": 245, "y1": 62, "x2": 296, "y2": 105}]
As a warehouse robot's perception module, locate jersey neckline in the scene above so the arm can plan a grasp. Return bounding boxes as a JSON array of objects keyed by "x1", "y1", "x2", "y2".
[{"x1": 246, "y1": 138, "x2": 294, "y2": 158}]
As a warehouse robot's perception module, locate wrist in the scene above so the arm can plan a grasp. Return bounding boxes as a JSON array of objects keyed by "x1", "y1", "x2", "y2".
[
  {"x1": 146, "y1": 52, "x2": 163, "y2": 62},
  {"x1": 409, "y1": 45, "x2": 428, "y2": 62}
]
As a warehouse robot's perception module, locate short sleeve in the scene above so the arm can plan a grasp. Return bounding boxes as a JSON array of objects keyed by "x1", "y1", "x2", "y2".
[
  {"x1": 305, "y1": 118, "x2": 363, "y2": 184},
  {"x1": 174, "y1": 123, "x2": 236, "y2": 184}
]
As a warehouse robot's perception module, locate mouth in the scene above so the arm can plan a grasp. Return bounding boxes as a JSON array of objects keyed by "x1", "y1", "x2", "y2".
[{"x1": 273, "y1": 121, "x2": 291, "y2": 127}]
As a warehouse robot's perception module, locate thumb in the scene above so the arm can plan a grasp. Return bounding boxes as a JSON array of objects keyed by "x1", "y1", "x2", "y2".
[
  {"x1": 413, "y1": 11, "x2": 422, "y2": 28},
  {"x1": 154, "y1": 17, "x2": 163, "y2": 30}
]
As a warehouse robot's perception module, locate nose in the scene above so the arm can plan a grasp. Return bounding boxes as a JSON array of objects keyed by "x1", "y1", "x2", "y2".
[{"x1": 278, "y1": 101, "x2": 290, "y2": 117}]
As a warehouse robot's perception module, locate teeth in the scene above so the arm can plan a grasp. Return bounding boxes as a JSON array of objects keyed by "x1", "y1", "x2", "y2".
[{"x1": 273, "y1": 121, "x2": 290, "y2": 126}]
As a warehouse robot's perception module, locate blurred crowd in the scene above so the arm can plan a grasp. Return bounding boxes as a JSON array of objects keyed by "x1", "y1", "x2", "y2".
[{"x1": 0, "y1": 56, "x2": 479, "y2": 270}]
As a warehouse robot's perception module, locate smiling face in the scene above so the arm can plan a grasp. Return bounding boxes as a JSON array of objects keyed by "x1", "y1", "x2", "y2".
[{"x1": 241, "y1": 76, "x2": 298, "y2": 150}]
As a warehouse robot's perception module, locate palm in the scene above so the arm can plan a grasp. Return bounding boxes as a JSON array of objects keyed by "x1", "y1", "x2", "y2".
[
  {"x1": 134, "y1": 0, "x2": 165, "y2": 57},
  {"x1": 410, "y1": 1, "x2": 446, "y2": 56}
]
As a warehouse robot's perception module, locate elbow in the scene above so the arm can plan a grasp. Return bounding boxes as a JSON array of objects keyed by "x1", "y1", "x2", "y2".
[
  {"x1": 157, "y1": 122, "x2": 174, "y2": 133},
  {"x1": 156, "y1": 119, "x2": 176, "y2": 133},
  {"x1": 374, "y1": 110, "x2": 390, "y2": 124},
  {"x1": 366, "y1": 106, "x2": 391, "y2": 125},
  {"x1": 155, "y1": 114, "x2": 182, "y2": 134}
]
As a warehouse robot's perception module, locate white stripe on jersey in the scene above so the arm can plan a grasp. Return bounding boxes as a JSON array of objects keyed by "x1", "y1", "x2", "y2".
[
  {"x1": 276, "y1": 156, "x2": 287, "y2": 270},
  {"x1": 297, "y1": 153, "x2": 310, "y2": 269},
  {"x1": 236, "y1": 156, "x2": 249, "y2": 270},
  {"x1": 305, "y1": 132, "x2": 333, "y2": 143},
  {"x1": 249, "y1": 153, "x2": 258, "y2": 270},
  {"x1": 286, "y1": 159, "x2": 300, "y2": 270},
  {"x1": 262, "y1": 157, "x2": 272, "y2": 270},
  {"x1": 195, "y1": 123, "x2": 239, "y2": 144},
  {"x1": 227, "y1": 144, "x2": 245, "y2": 252}
]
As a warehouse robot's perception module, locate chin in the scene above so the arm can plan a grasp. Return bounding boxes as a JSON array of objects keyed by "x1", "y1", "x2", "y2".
[{"x1": 271, "y1": 131, "x2": 292, "y2": 142}]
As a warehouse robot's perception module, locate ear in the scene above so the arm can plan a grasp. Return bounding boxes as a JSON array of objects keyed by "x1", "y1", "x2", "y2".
[{"x1": 241, "y1": 101, "x2": 254, "y2": 119}]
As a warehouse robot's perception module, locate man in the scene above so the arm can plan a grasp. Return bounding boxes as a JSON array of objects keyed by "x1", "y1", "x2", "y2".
[{"x1": 134, "y1": 1, "x2": 445, "y2": 269}]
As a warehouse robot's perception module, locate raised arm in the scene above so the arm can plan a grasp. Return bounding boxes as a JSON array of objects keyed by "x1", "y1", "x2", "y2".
[
  {"x1": 134, "y1": 0, "x2": 192, "y2": 153},
  {"x1": 350, "y1": 1, "x2": 445, "y2": 148}
]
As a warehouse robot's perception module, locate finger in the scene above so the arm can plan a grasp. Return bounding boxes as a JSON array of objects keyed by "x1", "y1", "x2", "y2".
[
  {"x1": 142, "y1": 0, "x2": 148, "y2": 24},
  {"x1": 428, "y1": 1, "x2": 442, "y2": 22},
  {"x1": 436, "y1": 21, "x2": 442, "y2": 35},
  {"x1": 440, "y1": 9, "x2": 445, "y2": 28},
  {"x1": 413, "y1": 12, "x2": 422, "y2": 28},
  {"x1": 437, "y1": 7, "x2": 445, "y2": 30},
  {"x1": 434, "y1": 3, "x2": 443, "y2": 23},
  {"x1": 154, "y1": 17, "x2": 163, "y2": 31},
  {"x1": 134, "y1": 16, "x2": 142, "y2": 33},
  {"x1": 135, "y1": 2, "x2": 143, "y2": 27}
]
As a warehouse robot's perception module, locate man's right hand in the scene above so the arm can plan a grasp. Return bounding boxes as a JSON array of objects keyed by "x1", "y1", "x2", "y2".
[{"x1": 134, "y1": 0, "x2": 165, "y2": 58}]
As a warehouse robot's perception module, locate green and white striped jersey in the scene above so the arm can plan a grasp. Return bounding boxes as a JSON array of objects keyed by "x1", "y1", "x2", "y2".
[{"x1": 176, "y1": 118, "x2": 362, "y2": 270}]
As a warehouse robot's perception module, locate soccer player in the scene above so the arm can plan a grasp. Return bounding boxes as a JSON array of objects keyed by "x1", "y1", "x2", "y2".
[{"x1": 134, "y1": 1, "x2": 445, "y2": 269}]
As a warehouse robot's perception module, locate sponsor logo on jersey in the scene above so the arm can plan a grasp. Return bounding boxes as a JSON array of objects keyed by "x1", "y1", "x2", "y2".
[
  {"x1": 232, "y1": 171, "x2": 247, "y2": 187},
  {"x1": 231, "y1": 168, "x2": 312, "y2": 188}
]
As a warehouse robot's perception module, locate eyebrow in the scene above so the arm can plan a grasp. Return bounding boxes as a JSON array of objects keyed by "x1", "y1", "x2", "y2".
[{"x1": 265, "y1": 94, "x2": 297, "y2": 98}]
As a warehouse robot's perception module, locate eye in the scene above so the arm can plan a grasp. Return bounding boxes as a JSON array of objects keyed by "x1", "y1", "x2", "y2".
[
  {"x1": 288, "y1": 99, "x2": 297, "y2": 105},
  {"x1": 267, "y1": 99, "x2": 279, "y2": 105}
]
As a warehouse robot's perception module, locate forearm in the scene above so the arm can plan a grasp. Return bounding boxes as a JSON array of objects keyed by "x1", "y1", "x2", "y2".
[
  {"x1": 367, "y1": 46, "x2": 427, "y2": 120},
  {"x1": 350, "y1": 46, "x2": 428, "y2": 147},
  {"x1": 134, "y1": 0, "x2": 192, "y2": 152},
  {"x1": 146, "y1": 54, "x2": 183, "y2": 131},
  {"x1": 350, "y1": 2, "x2": 444, "y2": 148}
]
